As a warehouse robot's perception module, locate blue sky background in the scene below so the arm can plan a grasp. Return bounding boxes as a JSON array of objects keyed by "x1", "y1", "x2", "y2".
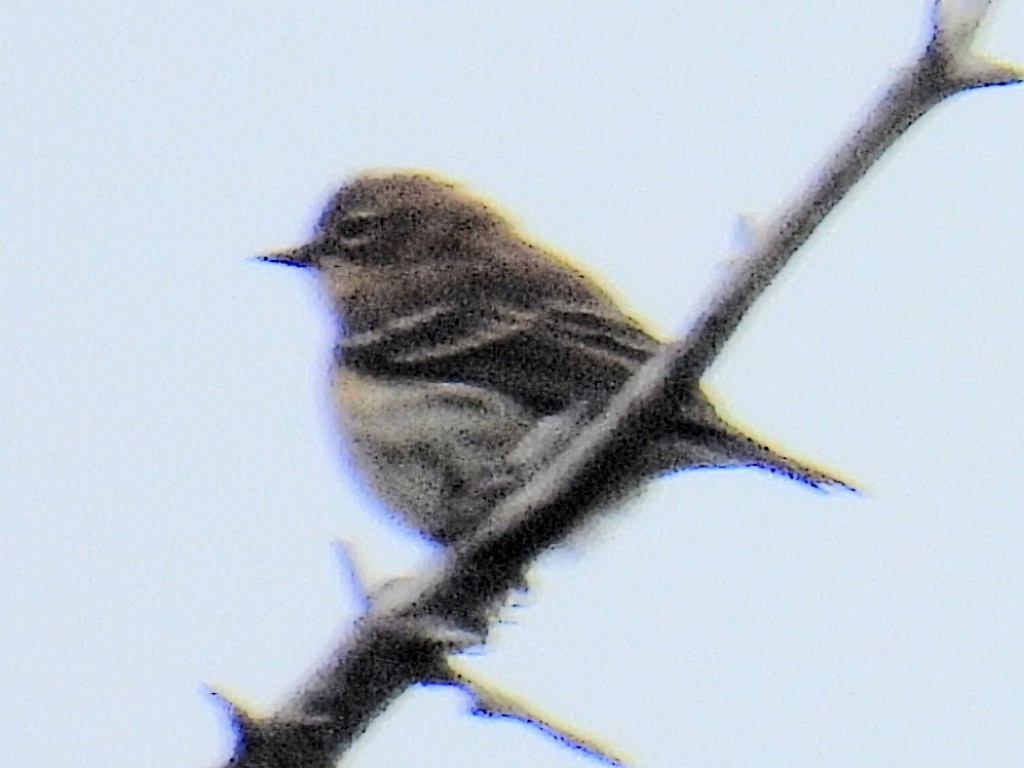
[{"x1": 3, "y1": 2, "x2": 1024, "y2": 766}]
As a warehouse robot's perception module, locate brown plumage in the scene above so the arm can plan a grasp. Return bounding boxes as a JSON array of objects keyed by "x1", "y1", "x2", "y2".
[{"x1": 263, "y1": 172, "x2": 844, "y2": 544}]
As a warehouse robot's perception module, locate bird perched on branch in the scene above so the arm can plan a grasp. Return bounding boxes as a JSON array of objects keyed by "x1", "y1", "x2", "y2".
[{"x1": 261, "y1": 171, "x2": 842, "y2": 545}]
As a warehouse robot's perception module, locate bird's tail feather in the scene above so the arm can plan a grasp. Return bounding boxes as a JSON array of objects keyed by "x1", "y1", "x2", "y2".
[
  {"x1": 650, "y1": 394, "x2": 854, "y2": 490},
  {"x1": 660, "y1": 427, "x2": 853, "y2": 490},
  {"x1": 507, "y1": 393, "x2": 853, "y2": 492}
]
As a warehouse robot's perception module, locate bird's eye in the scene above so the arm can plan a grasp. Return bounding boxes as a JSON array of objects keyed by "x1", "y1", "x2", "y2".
[{"x1": 334, "y1": 211, "x2": 383, "y2": 244}]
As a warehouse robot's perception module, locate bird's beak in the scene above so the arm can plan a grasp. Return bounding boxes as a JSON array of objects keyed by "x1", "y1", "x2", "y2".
[{"x1": 254, "y1": 242, "x2": 318, "y2": 268}]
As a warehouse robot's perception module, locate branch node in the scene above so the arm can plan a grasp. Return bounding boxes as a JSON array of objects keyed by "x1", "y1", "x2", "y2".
[{"x1": 330, "y1": 539, "x2": 371, "y2": 609}]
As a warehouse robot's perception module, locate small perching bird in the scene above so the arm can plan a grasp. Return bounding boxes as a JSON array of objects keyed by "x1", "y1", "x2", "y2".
[{"x1": 262, "y1": 172, "x2": 844, "y2": 545}]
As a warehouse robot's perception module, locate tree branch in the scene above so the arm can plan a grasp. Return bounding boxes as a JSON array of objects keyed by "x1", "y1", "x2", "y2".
[{"x1": 218, "y1": 3, "x2": 1021, "y2": 765}]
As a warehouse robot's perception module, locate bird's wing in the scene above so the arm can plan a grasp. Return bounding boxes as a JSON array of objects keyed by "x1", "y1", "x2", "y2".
[
  {"x1": 338, "y1": 298, "x2": 851, "y2": 490},
  {"x1": 336, "y1": 298, "x2": 659, "y2": 415}
]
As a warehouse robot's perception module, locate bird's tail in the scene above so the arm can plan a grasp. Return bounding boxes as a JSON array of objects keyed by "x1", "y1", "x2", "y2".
[{"x1": 649, "y1": 392, "x2": 854, "y2": 490}]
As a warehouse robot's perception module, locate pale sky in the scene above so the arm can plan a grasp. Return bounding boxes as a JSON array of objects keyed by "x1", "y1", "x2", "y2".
[{"x1": 3, "y1": 2, "x2": 1024, "y2": 766}]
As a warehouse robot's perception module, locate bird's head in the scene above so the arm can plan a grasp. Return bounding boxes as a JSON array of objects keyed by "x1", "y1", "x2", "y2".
[
  {"x1": 259, "y1": 171, "x2": 606, "y2": 332},
  {"x1": 262, "y1": 172, "x2": 502, "y2": 270}
]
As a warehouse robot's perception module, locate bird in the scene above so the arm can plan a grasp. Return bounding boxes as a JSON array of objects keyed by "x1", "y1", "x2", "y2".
[{"x1": 261, "y1": 171, "x2": 844, "y2": 545}]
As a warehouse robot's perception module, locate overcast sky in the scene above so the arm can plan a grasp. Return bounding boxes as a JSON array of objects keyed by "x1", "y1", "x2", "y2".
[{"x1": 4, "y1": 2, "x2": 1024, "y2": 766}]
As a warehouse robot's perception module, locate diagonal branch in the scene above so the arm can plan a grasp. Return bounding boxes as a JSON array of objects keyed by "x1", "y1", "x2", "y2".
[{"x1": 219, "y1": 4, "x2": 1021, "y2": 766}]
